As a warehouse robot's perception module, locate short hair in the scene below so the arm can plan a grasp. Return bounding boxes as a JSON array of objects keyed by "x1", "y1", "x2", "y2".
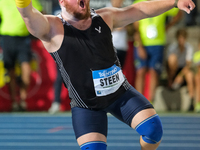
[{"x1": 176, "y1": 28, "x2": 188, "y2": 39}]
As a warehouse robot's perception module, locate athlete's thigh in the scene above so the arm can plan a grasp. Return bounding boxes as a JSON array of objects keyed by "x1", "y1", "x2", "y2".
[
  {"x1": 105, "y1": 86, "x2": 153, "y2": 127},
  {"x1": 105, "y1": 86, "x2": 162, "y2": 144},
  {"x1": 71, "y1": 107, "x2": 107, "y2": 145}
]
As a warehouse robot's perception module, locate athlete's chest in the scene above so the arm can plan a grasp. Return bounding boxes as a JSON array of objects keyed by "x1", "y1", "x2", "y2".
[{"x1": 63, "y1": 17, "x2": 113, "y2": 52}]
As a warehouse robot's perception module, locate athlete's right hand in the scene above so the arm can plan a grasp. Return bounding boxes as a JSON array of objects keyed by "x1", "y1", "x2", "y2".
[{"x1": 15, "y1": 0, "x2": 31, "y2": 8}]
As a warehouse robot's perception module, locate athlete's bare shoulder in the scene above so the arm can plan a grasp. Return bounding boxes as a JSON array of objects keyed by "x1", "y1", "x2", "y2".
[
  {"x1": 42, "y1": 15, "x2": 65, "y2": 53},
  {"x1": 44, "y1": 14, "x2": 63, "y2": 31},
  {"x1": 96, "y1": 7, "x2": 115, "y2": 31}
]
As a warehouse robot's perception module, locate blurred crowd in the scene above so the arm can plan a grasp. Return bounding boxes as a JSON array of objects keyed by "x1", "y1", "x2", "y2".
[{"x1": 0, "y1": 0, "x2": 200, "y2": 113}]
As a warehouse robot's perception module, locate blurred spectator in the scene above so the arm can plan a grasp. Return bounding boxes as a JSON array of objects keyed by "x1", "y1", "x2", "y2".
[
  {"x1": 166, "y1": 28, "x2": 194, "y2": 111},
  {"x1": 193, "y1": 38, "x2": 200, "y2": 112},
  {"x1": 0, "y1": 0, "x2": 43, "y2": 111},
  {"x1": 133, "y1": 0, "x2": 183, "y2": 103},
  {"x1": 48, "y1": 66, "x2": 63, "y2": 114},
  {"x1": 110, "y1": 0, "x2": 128, "y2": 69},
  {"x1": 48, "y1": 0, "x2": 62, "y2": 114}
]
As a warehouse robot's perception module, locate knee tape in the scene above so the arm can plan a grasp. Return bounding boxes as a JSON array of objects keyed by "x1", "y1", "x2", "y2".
[
  {"x1": 80, "y1": 141, "x2": 107, "y2": 150},
  {"x1": 15, "y1": 0, "x2": 31, "y2": 8},
  {"x1": 135, "y1": 114, "x2": 163, "y2": 144}
]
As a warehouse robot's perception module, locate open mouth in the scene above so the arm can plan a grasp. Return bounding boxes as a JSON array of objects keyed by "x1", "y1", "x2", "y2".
[{"x1": 80, "y1": 0, "x2": 85, "y2": 8}]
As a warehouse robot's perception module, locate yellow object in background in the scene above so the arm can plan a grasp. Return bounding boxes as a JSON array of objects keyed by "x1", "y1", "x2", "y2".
[
  {"x1": 15, "y1": 0, "x2": 31, "y2": 8},
  {"x1": 0, "y1": 60, "x2": 6, "y2": 88},
  {"x1": 193, "y1": 51, "x2": 200, "y2": 65}
]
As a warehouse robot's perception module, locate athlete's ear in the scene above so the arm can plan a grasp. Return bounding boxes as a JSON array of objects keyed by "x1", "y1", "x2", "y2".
[{"x1": 59, "y1": 0, "x2": 64, "y2": 6}]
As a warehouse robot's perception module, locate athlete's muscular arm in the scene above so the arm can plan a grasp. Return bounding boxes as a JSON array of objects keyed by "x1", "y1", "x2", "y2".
[
  {"x1": 98, "y1": 0, "x2": 195, "y2": 29},
  {"x1": 15, "y1": 0, "x2": 63, "y2": 52},
  {"x1": 15, "y1": 0, "x2": 52, "y2": 41}
]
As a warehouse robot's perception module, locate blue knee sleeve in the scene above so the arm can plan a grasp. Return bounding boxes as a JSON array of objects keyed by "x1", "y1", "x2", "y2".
[
  {"x1": 135, "y1": 114, "x2": 163, "y2": 144},
  {"x1": 80, "y1": 141, "x2": 107, "y2": 150}
]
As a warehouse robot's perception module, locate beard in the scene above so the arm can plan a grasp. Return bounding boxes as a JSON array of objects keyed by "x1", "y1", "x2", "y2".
[
  {"x1": 73, "y1": 9, "x2": 90, "y2": 20},
  {"x1": 64, "y1": 1, "x2": 90, "y2": 20}
]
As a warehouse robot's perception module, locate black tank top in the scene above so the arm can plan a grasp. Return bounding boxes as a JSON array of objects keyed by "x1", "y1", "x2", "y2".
[{"x1": 50, "y1": 10, "x2": 130, "y2": 110}]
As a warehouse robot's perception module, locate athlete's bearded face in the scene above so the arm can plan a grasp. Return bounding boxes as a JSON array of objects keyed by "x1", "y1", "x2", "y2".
[{"x1": 62, "y1": 0, "x2": 90, "y2": 20}]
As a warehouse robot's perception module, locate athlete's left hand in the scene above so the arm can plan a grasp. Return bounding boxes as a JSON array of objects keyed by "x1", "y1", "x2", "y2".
[{"x1": 177, "y1": 0, "x2": 195, "y2": 14}]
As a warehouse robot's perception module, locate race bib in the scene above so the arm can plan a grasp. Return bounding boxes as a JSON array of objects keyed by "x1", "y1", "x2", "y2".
[
  {"x1": 146, "y1": 25, "x2": 158, "y2": 39},
  {"x1": 92, "y1": 64, "x2": 125, "y2": 96}
]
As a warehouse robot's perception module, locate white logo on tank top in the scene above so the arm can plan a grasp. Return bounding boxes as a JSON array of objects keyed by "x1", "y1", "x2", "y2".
[{"x1": 95, "y1": 26, "x2": 101, "y2": 33}]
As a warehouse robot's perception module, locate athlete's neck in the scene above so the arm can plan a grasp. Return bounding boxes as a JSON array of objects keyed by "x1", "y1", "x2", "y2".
[{"x1": 61, "y1": 12, "x2": 92, "y2": 31}]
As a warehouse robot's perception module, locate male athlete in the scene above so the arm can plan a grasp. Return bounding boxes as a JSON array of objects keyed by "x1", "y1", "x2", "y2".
[{"x1": 15, "y1": 0, "x2": 195, "y2": 149}]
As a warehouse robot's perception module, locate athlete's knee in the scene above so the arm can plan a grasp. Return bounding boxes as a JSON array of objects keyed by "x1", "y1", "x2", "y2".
[
  {"x1": 135, "y1": 114, "x2": 163, "y2": 144},
  {"x1": 80, "y1": 141, "x2": 107, "y2": 150}
]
